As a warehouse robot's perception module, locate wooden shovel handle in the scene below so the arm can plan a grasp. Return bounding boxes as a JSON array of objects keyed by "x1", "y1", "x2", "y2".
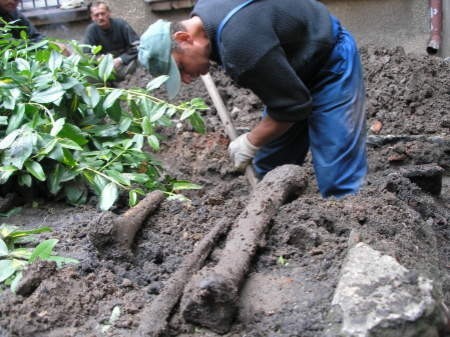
[{"x1": 201, "y1": 73, "x2": 258, "y2": 189}]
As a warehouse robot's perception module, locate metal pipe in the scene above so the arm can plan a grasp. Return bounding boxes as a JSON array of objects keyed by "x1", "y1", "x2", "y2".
[{"x1": 427, "y1": 0, "x2": 442, "y2": 55}]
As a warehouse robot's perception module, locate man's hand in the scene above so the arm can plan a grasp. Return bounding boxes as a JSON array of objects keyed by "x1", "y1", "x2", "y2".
[
  {"x1": 113, "y1": 57, "x2": 123, "y2": 70},
  {"x1": 228, "y1": 133, "x2": 260, "y2": 171}
]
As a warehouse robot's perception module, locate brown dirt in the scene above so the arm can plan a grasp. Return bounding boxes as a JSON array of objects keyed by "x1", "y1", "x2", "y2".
[{"x1": 0, "y1": 46, "x2": 449, "y2": 337}]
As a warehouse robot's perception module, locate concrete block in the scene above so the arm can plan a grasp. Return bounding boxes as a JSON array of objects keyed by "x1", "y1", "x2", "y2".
[{"x1": 325, "y1": 242, "x2": 446, "y2": 337}]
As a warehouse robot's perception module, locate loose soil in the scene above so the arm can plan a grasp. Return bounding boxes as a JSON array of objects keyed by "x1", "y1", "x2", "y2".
[{"x1": 0, "y1": 46, "x2": 449, "y2": 337}]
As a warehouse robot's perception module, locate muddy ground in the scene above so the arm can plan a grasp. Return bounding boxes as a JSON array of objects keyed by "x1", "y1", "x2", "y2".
[{"x1": 0, "y1": 46, "x2": 449, "y2": 337}]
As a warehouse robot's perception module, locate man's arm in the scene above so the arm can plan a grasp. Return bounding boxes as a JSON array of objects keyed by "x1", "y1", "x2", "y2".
[
  {"x1": 117, "y1": 20, "x2": 139, "y2": 65},
  {"x1": 17, "y1": 12, "x2": 44, "y2": 42},
  {"x1": 228, "y1": 46, "x2": 311, "y2": 170},
  {"x1": 247, "y1": 116, "x2": 293, "y2": 147}
]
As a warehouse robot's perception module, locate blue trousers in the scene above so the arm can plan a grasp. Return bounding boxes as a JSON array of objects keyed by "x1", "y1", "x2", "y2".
[{"x1": 253, "y1": 19, "x2": 367, "y2": 198}]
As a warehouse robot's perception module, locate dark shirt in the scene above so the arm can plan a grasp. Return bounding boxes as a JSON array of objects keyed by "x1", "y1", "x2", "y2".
[
  {"x1": 192, "y1": 0, "x2": 337, "y2": 122},
  {"x1": 0, "y1": 8, "x2": 44, "y2": 42},
  {"x1": 84, "y1": 17, "x2": 139, "y2": 65}
]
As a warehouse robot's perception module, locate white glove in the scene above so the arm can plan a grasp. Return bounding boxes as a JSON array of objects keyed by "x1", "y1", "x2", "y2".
[{"x1": 228, "y1": 133, "x2": 260, "y2": 171}]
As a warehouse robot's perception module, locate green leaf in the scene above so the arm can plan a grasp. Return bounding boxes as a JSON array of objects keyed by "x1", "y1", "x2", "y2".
[
  {"x1": 61, "y1": 77, "x2": 80, "y2": 90},
  {"x1": 103, "y1": 89, "x2": 123, "y2": 110},
  {"x1": 2, "y1": 129, "x2": 36, "y2": 169},
  {"x1": 59, "y1": 123, "x2": 88, "y2": 146},
  {"x1": 10, "y1": 271, "x2": 22, "y2": 293},
  {"x1": 18, "y1": 173, "x2": 32, "y2": 187},
  {"x1": 124, "y1": 173, "x2": 149, "y2": 184},
  {"x1": 129, "y1": 190, "x2": 138, "y2": 207},
  {"x1": 90, "y1": 125, "x2": 120, "y2": 138},
  {"x1": 7, "y1": 227, "x2": 52, "y2": 240},
  {"x1": 29, "y1": 239, "x2": 58, "y2": 262},
  {"x1": 2, "y1": 88, "x2": 21, "y2": 110},
  {"x1": 31, "y1": 85, "x2": 65, "y2": 105},
  {"x1": 48, "y1": 164, "x2": 62, "y2": 194},
  {"x1": 24, "y1": 160, "x2": 46, "y2": 181},
  {"x1": 146, "y1": 75, "x2": 168, "y2": 91},
  {"x1": 0, "y1": 116, "x2": 8, "y2": 125},
  {"x1": 0, "y1": 224, "x2": 18, "y2": 240},
  {"x1": 64, "y1": 182, "x2": 87, "y2": 205},
  {"x1": 0, "y1": 166, "x2": 18, "y2": 184},
  {"x1": 0, "y1": 237, "x2": 8, "y2": 256},
  {"x1": 89, "y1": 174, "x2": 108, "y2": 195},
  {"x1": 6, "y1": 103, "x2": 25, "y2": 134},
  {"x1": 180, "y1": 108, "x2": 196, "y2": 121},
  {"x1": 58, "y1": 138, "x2": 83, "y2": 150},
  {"x1": 190, "y1": 97, "x2": 209, "y2": 110},
  {"x1": 99, "y1": 182, "x2": 118, "y2": 211},
  {"x1": 106, "y1": 101, "x2": 122, "y2": 122},
  {"x1": 104, "y1": 170, "x2": 130, "y2": 186},
  {"x1": 33, "y1": 73, "x2": 53, "y2": 90},
  {"x1": 0, "y1": 129, "x2": 20, "y2": 149},
  {"x1": 141, "y1": 116, "x2": 153, "y2": 135},
  {"x1": 172, "y1": 181, "x2": 202, "y2": 191},
  {"x1": 50, "y1": 118, "x2": 65, "y2": 137},
  {"x1": 15, "y1": 57, "x2": 30, "y2": 71},
  {"x1": 147, "y1": 135, "x2": 160, "y2": 151},
  {"x1": 91, "y1": 45, "x2": 102, "y2": 55},
  {"x1": 36, "y1": 138, "x2": 57, "y2": 157},
  {"x1": 150, "y1": 104, "x2": 167, "y2": 122},
  {"x1": 118, "y1": 115, "x2": 132, "y2": 133},
  {"x1": 0, "y1": 259, "x2": 17, "y2": 282},
  {"x1": 9, "y1": 247, "x2": 32, "y2": 259},
  {"x1": 82, "y1": 86, "x2": 101, "y2": 108},
  {"x1": 48, "y1": 50, "x2": 63, "y2": 72},
  {"x1": 98, "y1": 54, "x2": 114, "y2": 82},
  {"x1": 189, "y1": 112, "x2": 206, "y2": 134}
]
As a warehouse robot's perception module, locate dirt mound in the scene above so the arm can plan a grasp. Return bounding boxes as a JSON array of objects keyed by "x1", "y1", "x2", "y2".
[{"x1": 0, "y1": 47, "x2": 448, "y2": 337}]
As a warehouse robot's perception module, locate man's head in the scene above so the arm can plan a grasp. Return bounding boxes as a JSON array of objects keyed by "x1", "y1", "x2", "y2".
[
  {"x1": 0, "y1": 0, "x2": 20, "y2": 13},
  {"x1": 138, "y1": 17, "x2": 210, "y2": 99},
  {"x1": 89, "y1": 1, "x2": 111, "y2": 30}
]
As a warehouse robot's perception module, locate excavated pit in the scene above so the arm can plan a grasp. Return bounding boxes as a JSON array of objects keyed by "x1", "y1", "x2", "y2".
[{"x1": 0, "y1": 46, "x2": 448, "y2": 337}]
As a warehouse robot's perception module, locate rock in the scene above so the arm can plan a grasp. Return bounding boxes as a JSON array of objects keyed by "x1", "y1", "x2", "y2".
[
  {"x1": 325, "y1": 242, "x2": 446, "y2": 337},
  {"x1": 370, "y1": 120, "x2": 383, "y2": 134}
]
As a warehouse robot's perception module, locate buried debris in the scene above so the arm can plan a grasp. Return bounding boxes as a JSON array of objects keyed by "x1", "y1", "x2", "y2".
[
  {"x1": 14, "y1": 260, "x2": 57, "y2": 297},
  {"x1": 179, "y1": 164, "x2": 308, "y2": 334},
  {"x1": 136, "y1": 218, "x2": 233, "y2": 337},
  {"x1": 88, "y1": 190, "x2": 165, "y2": 259},
  {"x1": 367, "y1": 134, "x2": 450, "y2": 147}
]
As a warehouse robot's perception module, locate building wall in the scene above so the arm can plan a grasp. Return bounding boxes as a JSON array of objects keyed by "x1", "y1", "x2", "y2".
[
  {"x1": 322, "y1": 0, "x2": 430, "y2": 55},
  {"x1": 37, "y1": 0, "x2": 449, "y2": 57}
]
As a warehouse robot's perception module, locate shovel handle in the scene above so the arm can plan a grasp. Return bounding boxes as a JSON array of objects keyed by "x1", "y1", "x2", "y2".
[{"x1": 201, "y1": 73, "x2": 258, "y2": 189}]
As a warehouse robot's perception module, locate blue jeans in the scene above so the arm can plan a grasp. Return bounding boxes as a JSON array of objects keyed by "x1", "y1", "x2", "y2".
[{"x1": 253, "y1": 18, "x2": 367, "y2": 198}]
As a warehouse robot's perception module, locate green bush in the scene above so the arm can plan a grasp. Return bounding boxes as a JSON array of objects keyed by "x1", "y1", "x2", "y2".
[{"x1": 0, "y1": 23, "x2": 207, "y2": 210}]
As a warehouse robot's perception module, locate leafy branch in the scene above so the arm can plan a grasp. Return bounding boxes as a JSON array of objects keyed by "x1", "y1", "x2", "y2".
[
  {"x1": 0, "y1": 25, "x2": 208, "y2": 210},
  {"x1": 0, "y1": 223, "x2": 79, "y2": 293}
]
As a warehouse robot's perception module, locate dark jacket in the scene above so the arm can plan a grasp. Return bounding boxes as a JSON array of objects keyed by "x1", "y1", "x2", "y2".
[
  {"x1": 0, "y1": 8, "x2": 44, "y2": 42},
  {"x1": 192, "y1": 0, "x2": 337, "y2": 122},
  {"x1": 84, "y1": 17, "x2": 139, "y2": 65}
]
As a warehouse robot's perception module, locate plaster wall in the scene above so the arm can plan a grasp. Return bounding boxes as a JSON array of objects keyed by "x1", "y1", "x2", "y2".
[{"x1": 322, "y1": 0, "x2": 430, "y2": 55}]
